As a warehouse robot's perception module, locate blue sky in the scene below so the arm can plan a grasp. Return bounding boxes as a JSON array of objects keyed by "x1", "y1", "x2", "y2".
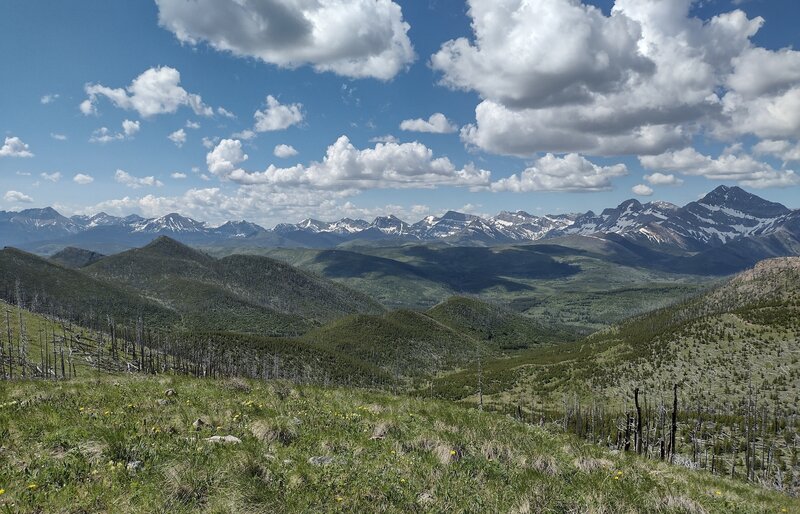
[{"x1": 1, "y1": 0, "x2": 799, "y2": 226}]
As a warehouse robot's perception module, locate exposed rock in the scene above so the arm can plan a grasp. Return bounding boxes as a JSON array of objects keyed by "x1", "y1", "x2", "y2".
[
  {"x1": 417, "y1": 492, "x2": 435, "y2": 505},
  {"x1": 205, "y1": 435, "x2": 242, "y2": 444},
  {"x1": 308, "y1": 456, "x2": 334, "y2": 466}
]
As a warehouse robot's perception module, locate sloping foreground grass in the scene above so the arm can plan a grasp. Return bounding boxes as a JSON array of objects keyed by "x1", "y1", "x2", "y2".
[{"x1": 0, "y1": 376, "x2": 797, "y2": 513}]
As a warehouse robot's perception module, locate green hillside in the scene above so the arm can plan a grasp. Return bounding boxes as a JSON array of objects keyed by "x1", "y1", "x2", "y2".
[
  {"x1": 48, "y1": 247, "x2": 105, "y2": 268},
  {"x1": 0, "y1": 247, "x2": 179, "y2": 328},
  {"x1": 0, "y1": 299, "x2": 391, "y2": 388},
  {"x1": 1, "y1": 375, "x2": 795, "y2": 513},
  {"x1": 206, "y1": 243, "x2": 711, "y2": 333},
  {"x1": 430, "y1": 258, "x2": 800, "y2": 492},
  {"x1": 433, "y1": 258, "x2": 800, "y2": 406},
  {"x1": 304, "y1": 310, "x2": 483, "y2": 378},
  {"x1": 1, "y1": 238, "x2": 386, "y2": 337},
  {"x1": 427, "y1": 296, "x2": 574, "y2": 349},
  {"x1": 85, "y1": 237, "x2": 384, "y2": 335}
]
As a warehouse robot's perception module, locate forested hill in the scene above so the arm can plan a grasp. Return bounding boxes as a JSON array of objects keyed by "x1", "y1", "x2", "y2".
[{"x1": 0, "y1": 237, "x2": 383, "y2": 336}]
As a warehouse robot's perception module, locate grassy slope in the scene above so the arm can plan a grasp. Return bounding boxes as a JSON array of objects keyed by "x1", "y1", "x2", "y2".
[
  {"x1": 427, "y1": 296, "x2": 575, "y2": 349},
  {"x1": 1, "y1": 375, "x2": 796, "y2": 513},
  {"x1": 432, "y1": 258, "x2": 800, "y2": 410},
  {"x1": 304, "y1": 310, "x2": 482, "y2": 378},
  {"x1": 0, "y1": 300, "x2": 392, "y2": 388}
]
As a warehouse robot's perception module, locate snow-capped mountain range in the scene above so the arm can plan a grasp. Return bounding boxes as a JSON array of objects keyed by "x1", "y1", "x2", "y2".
[{"x1": 2, "y1": 186, "x2": 799, "y2": 256}]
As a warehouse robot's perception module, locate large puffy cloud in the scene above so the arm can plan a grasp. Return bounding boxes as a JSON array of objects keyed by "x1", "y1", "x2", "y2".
[
  {"x1": 462, "y1": 100, "x2": 688, "y2": 156},
  {"x1": 0, "y1": 136, "x2": 34, "y2": 158},
  {"x1": 207, "y1": 136, "x2": 490, "y2": 190},
  {"x1": 490, "y1": 153, "x2": 628, "y2": 192},
  {"x1": 640, "y1": 148, "x2": 800, "y2": 188},
  {"x1": 437, "y1": 0, "x2": 775, "y2": 157},
  {"x1": 81, "y1": 66, "x2": 213, "y2": 118},
  {"x1": 254, "y1": 96, "x2": 304, "y2": 132},
  {"x1": 431, "y1": 0, "x2": 652, "y2": 109},
  {"x1": 400, "y1": 113, "x2": 457, "y2": 134},
  {"x1": 155, "y1": 0, "x2": 414, "y2": 80},
  {"x1": 721, "y1": 47, "x2": 800, "y2": 141}
]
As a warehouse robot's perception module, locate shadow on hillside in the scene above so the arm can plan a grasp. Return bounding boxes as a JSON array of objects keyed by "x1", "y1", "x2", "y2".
[{"x1": 313, "y1": 246, "x2": 579, "y2": 293}]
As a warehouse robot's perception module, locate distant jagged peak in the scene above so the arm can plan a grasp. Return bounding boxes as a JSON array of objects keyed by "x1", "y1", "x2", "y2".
[
  {"x1": 699, "y1": 185, "x2": 790, "y2": 215},
  {"x1": 134, "y1": 213, "x2": 207, "y2": 233}
]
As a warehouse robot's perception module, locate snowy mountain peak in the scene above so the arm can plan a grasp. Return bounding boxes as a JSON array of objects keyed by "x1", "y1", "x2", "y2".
[
  {"x1": 371, "y1": 215, "x2": 409, "y2": 235},
  {"x1": 699, "y1": 185, "x2": 789, "y2": 217},
  {"x1": 134, "y1": 213, "x2": 206, "y2": 233},
  {"x1": 213, "y1": 220, "x2": 266, "y2": 238},
  {"x1": 2, "y1": 186, "x2": 797, "y2": 250}
]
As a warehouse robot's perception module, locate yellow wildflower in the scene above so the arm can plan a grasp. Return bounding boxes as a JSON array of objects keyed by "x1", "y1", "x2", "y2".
[
  {"x1": 27, "y1": 483, "x2": 38, "y2": 490},
  {"x1": 336, "y1": 496, "x2": 343, "y2": 502},
  {"x1": 0, "y1": 488, "x2": 5, "y2": 495},
  {"x1": 449, "y1": 450, "x2": 457, "y2": 456},
  {"x1": 715, "y1": 491, "x2": 722, "y2": 496}
]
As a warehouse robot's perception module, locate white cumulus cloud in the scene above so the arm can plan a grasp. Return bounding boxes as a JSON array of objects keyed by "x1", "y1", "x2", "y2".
[
  {"x1": 254, "y1": 95, "x2": 304, "y2": 132},
  {"x1": 4, "y1": 190, "x2": 33, "y2": 203},
  {"x1": 640, "y1": 147, "x2": 800, "y2": 189},
  {"x1": 90, "y1": 120, "x2": 140, "y2": 143},
  {"x1": 122, "y1": 119, "x2": 140, "y2": 136},
  {"x1": 490, "y1": 153, "x2": 628, "y2": 192},
  {"x1": 435, "y1": 0, "x2": 789, "y2": 159},
  {"x1": 168, "y1": 128, "x2": 187, "y2": 147},
  {"x1": 400, "y1": 113, "x2": 457, "y2": 134},
  {"x1": 643, "y1": 172, "x2": 683, "y2": 186},
  {"x1": 632, "y1": 184, "x2": 654, "y2": 196},
  {"x1": 81, "y1": 66, "x2": 213, "y2": 118},
  {"x1": 207, "y1": 136, "x2": 490, "y2": 190},
  {"x1": 753, "y1": 140, "x2": 800, "y2": 163},
  {"x1": 115, "y1": 169, "x2": 164, "y2": 189},
  {"x1": 155, "y1": 0, "x2": 415, "y2": 80},
  {"x1": 73, "y1": 173, "x2": 94, "y2": 185},
  {"x1": 0, "y1": 136, "x2": 34, "y2": 158},
  {"x1": 274, "y1": 144, "x2": 298, "y2": 158}
]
